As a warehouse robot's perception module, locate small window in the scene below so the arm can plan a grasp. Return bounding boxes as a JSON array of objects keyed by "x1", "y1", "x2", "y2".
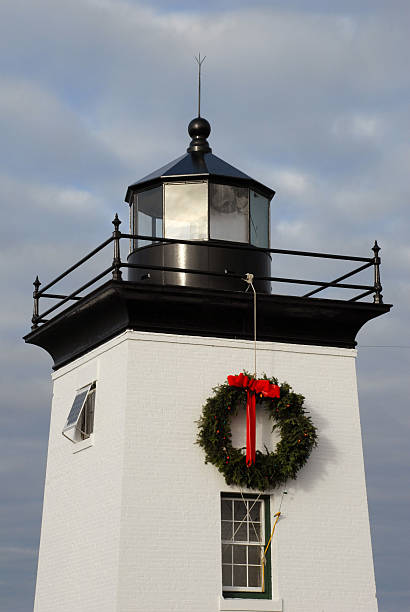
[
  {"x1": 250, "y1": 190, "x2": 269, "y2": 248},
  {"x1": 164, "y1": 181, "x2": 208, "y2": 240},
  {"x1": 62, "y1": 383, "x2": 96, "y2": 443},
  {"x1": 210, "y1": 183, "x2": 249, "y2": 243},
  {"x1": 221, "y1": 494, "x2": 271, "y2": 599},
  {"x1": 132, "y1": 186, "x2": 163, "y2": 249}
]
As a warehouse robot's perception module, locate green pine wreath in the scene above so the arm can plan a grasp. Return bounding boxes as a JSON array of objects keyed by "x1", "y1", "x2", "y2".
[{"x1": 197, "y1": 374, "x2": 318, "y2": 491}]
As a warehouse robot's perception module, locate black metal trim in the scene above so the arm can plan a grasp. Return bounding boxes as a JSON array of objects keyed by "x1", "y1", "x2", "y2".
[
  {"x1": 39, "y1": 266, "x2": 114, "y2": 320},
  {"x1": 349, "y1": 289, "x2": 375, "y2": 302},
  {"x1": 41, "y1": 293, "x2": 82, "y2": 301},
  {"x1": 122, "y1": 233, "x2": 373, "y2": 262},
  {"x1": 303, "y1": 262, "x2": 373, "y2": 297},
  {"x1": 124, "y1": 261, "x2": 243, "y2": 279},
  {"x1": 24, "y1": 280, "x2": 392, "y2": 371},
  {"x1": 28, "y1": 218, "x2": 385, "y2": 331},
  {"x1": 40, "y1": 237, "x2": 113, "y2": 294},
  {"x1": 123, "y1": 261, "x2": 373, "y2": 291}
]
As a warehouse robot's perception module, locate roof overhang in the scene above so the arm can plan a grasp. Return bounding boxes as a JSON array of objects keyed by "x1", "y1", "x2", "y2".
[{"x1": 24, "y1": 280, "x2": 391, "y2": 371}]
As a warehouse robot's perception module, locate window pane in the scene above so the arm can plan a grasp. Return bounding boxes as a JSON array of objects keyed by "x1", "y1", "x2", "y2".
[
  {"x1": 164, "y1": 182, "x2": 208, "y2": 240},
  {"x1": 233, "y1": 522, "x2": 247, "y2": 542},
  {"x1": 250, "y1": 190, "x2": 269, "y2": 248},
  {"x1": 65, "y1": 389, "x2": 89, "y2": 428},
  {"x1": 222, "y1": 544, "x2": 233, "y2": 564},
  {"x1": 221, "y1": 495, "x2": 267, "y2": 593},
  {"x1": 210, "y1": 184, "x2": 249, "y2": 242},
  {"x1": 82, "y1": 389, "x2": 95, "y2": 438},
  {"x1": 233, "y1": 545, "x2": 246, "y2": 564},
  {"x1": 156, "y1": 217, "x2": 163, "y2": 237},
  {"x1": 233, "y1": 565, "x2": 247, "y2": 587},
  {"x1": 234, "y1": 500, "x2": 247, "y2": 522},
  {"x1": 222, "y1": 565, "x2": 232, "y2": 587},
  {"x1": 248, "y1": 545, "x2": 262, "y2": 565},
  {"x1": 248, "y1": 565, "x2": 262, "y2": 587},
  {"x1": 221, "y1": 499, "x2": 232, "y2": 520},
  {"x1": 249, "y1": 501, "x2": 262, "y2": 522},
  {"x1": 134, "y1": 186, "x2": 163, "y2": 248},
  {"x1": 221, "y1": 521, "x2": 233, "y2": 540},
  {"x1": 249, "y1": 523, "x2": 261, "y2": 542},
  {"x1": 137, "y1": 211, "x2": 152, "y2": 248}
]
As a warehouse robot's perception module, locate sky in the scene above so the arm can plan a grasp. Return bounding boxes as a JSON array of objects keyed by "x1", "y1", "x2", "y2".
[{"x1": 0, "y1": 0, "x2": 409, "y2": 610}]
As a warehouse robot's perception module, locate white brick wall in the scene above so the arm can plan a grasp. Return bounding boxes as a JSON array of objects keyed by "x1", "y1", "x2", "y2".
[
  {"x1": 34, "y1": 330, "x2": 378, "y2": 612},
  {"x1": 34, "y1": 338, "x2": 128, "y2": 612}
]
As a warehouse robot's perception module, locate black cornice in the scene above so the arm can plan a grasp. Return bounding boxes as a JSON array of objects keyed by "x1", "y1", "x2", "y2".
[{"x1": 24, "y1": 280, "x2": 391, "y2": 370}]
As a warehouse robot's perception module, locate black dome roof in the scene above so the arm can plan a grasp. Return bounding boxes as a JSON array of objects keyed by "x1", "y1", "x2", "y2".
[{"x1": 125, "y1": 117, "x2": 275, "y2": 202}]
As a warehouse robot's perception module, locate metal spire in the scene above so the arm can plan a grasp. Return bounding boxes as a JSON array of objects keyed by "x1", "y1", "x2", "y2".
[{"x1": 195, "y1": 53, "x2": 206, "y2": 117}]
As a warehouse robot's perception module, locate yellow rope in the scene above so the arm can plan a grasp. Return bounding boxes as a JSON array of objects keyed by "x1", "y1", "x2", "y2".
[{"x1": 261, "y1": 512, "x2": 281, "y2": 592}]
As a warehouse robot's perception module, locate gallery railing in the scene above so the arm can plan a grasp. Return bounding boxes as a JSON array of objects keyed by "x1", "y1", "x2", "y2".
[{"x1": 30, "y1": 214, "x2": 383, "y2": 329}]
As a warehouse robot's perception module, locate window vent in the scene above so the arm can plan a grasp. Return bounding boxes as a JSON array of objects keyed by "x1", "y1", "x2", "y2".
[{"x1": 62, "y1": 383, "x2": 96, "y2": 443}]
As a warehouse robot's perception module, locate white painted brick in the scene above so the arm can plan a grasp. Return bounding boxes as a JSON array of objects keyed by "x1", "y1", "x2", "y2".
[{"x1": 34, "y1": 331, "x2": 378, "y2": 612}]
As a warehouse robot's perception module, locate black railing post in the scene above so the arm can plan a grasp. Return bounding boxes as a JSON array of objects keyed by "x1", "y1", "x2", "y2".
[
  {"x1": 372, "y1": 240, "x2": 383, "y2": 304},
  {"x1": 112, "y1": 214, "x2": 122, "y2": 281},
  {"x1": 32, "y1": 276, "x2": 41, "y2": 329}
]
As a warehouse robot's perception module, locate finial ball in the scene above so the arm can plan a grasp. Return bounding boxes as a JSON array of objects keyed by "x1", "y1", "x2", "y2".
[{"x1": 188, "y1": 117, "x2": 211, "y2": 140}]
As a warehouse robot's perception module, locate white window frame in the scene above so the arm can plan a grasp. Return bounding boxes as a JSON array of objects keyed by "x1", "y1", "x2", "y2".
[
  {"x1": 62, "y1": 382, "x2": 96, "y2": 443},
  {"x1": 221, "y1": 495, "x2": 266, "y2": 593}
]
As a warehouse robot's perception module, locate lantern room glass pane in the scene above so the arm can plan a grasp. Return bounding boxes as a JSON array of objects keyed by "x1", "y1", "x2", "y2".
[
  {"x1": 210, "y1": 184, "x2": 249, "y2": 242},
  {"x1": 164, "y1": 182, "x2": 208, "y2": 240},
  {"x1": 250, "y1": 191, "x2": 269, "y2": 248},
  {"x1": 132, "y1": 186, "x2": 163, "y2": 249}
]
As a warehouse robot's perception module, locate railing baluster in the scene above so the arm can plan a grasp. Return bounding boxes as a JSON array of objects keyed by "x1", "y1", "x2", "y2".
[
  {"x1": 28, "y1": 225, "x2": 388, "y2": 331},
  {"x1": 32, "y1": 276, "x2": 41, "y2": 329},
  {"x1": 372, "y1": 240, "x2": 383, "y2": 304},
  {"x1": 112, "y1": 214, "x2": 122, "y2": 281}
]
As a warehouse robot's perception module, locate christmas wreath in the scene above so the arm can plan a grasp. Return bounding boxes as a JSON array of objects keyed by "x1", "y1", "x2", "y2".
[{"x1": 197, "y1": 373, "x2": 318, "y2": 491}]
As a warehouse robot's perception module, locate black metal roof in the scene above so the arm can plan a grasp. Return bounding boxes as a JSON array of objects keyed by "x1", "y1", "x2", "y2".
[{"x1": 125, "y1": 117, "x2": 275, "y2": 202}]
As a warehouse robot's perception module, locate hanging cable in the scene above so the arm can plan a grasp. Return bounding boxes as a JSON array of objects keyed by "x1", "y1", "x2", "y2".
[
  {"x1": 239, "y1": 275, "x2": 286, "y2": 592},
  {"x1": 243, "y1": 273, "x2": 257, "y2": 377},
  {"x1": 261, "y1": 490, "x2": 287, "y2": 592}
]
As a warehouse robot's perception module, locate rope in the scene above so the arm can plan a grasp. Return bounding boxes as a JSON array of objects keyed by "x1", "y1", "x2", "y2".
[
  {"x1": 261, "y1": 491, "x2": 287, "y2": 592},
  {"x1": 243, "y1": 273, "x2": 257, "y2": 377},
  {"x1": 261, "y1": 512, "x2": 281, "y2": 592},
  {"x1": 222, "y1": 491, "x2": 262, "y2": 549},
  {"x1": 240, "y1": 490, "x2": 262, "y2": 543}
]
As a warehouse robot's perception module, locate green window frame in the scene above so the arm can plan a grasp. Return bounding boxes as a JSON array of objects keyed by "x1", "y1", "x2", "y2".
[{"x1": 221, "y1": 493, "x2": 272, "y2": 599}]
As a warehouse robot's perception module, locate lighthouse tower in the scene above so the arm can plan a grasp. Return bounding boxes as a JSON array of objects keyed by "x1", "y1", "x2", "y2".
[{"x1": 26, "y1": 113, "x2": 390, "y2": 612}]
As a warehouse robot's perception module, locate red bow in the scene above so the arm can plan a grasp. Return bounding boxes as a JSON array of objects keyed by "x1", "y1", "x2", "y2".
[{"x1": 227, "y1": 373, "x2": 280, "y2": 466}]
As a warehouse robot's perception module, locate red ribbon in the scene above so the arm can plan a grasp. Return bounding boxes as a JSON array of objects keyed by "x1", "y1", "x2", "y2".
[{"x1": 227, "y1": 373, "x2": 280, "y2": 466}]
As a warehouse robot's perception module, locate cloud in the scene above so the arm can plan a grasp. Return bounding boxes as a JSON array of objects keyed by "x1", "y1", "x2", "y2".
[
  {"x1": 0, "y1": 78, "x2": 121, "y2": 184},
  {"x1": 331, "y1": 112, "x2": 385, "y2": 142}
]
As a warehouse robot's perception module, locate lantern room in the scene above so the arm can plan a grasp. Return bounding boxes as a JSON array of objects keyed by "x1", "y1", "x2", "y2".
[{"x1": 125, "y1": 117, "x2": 275, "y2": 292}]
